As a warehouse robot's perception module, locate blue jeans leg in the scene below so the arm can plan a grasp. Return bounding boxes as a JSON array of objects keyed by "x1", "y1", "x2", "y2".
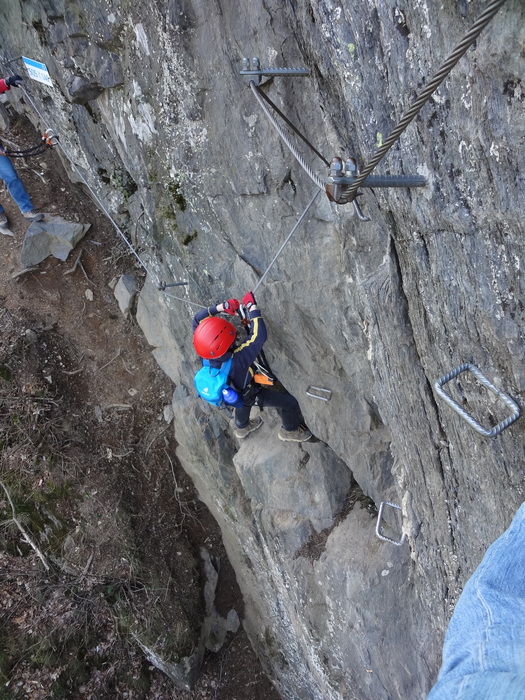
[
  {"x1": 0, "y1": 154, "x2": 33, "y2": 213},
  {"x1": 427, "y1": 502, "x2": 525, "y2": 699}
]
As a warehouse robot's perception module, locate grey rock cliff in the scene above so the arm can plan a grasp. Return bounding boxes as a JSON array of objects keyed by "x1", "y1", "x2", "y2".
[{"x1": 1, "y1": 1, "x2": 524, "y2": 697}]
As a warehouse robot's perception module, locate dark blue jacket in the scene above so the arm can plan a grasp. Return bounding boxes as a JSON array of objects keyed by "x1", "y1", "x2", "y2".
[{"x1": 193, "y1": 305, "x2": 267, "y2": 391}]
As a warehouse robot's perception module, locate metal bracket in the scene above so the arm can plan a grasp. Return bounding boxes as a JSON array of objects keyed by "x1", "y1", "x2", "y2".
[
  {"x1": 158, "y1": 281, "x2": 188, "y2": 291},
  {"x1": 375, "y1": 501, "x2": 406, "y2": 546},
  {"x1": 240, "y1": 57, "x2": 309, "y2": 85},
  {"x1": 43, "y1": 128, "x2": 58, "y2": 146},
  {"x1": 325, "y1": 156, "x2": 426, "y2": 221},
  {"x1": 352, "y1": 197, "x2": 371, "y2": 222},
  {"x1": 434, "y1": 362, "x2": 520, "y2": 438},
  {"x1": 306, "y1": 386, "x2": 332, "y2": 401}
]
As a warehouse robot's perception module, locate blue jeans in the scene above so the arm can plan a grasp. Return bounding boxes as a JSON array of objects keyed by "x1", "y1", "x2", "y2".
[
  {"x1": 0, "y1": 153, "x2": 33, "y2": 214},
  {"x1": 428, "y1": 502, "x2": 525, "y2": 699}
]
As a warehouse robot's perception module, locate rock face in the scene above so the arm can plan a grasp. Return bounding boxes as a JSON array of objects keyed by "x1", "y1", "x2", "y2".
[{"x1": 1, "y1": 1, "x2": 524, "y2": 698}]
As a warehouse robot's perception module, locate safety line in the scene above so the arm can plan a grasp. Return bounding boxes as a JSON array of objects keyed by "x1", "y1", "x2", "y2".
[
  {"x1": 253, "y1": 85, "x2": 330, "y2": 167},
  {"x1": 3, "y1": 142, "x2": 49, "y2": 158},
  {"x1": 253, "y1": 189, "x2": 321, "y2": 293},
  {"x1": 11, "y1": 81, "x2": 205, "y2": 309},
  {"x1": 343, "y1": 0, "x2": 508, "y2": 200},
  {"x1": 6, "y1": 68, "x2": 319, "y2": 306},
  {"x1": 249, "y1": 80, "x2": 325, "y2": 191}
]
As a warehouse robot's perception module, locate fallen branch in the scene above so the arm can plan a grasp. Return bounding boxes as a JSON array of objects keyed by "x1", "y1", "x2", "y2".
[
  {"x1": 30, "y1": 167, "x2": 48, "y2": 184},
  {"x1": 11, "y1": 266, "x2": 40, "y2": 280},
  {"x1": 82, "y1": 552, "x2": 94, "y2": 577},
  {"x1": 63, "y1": 250, "x2": 83, "y2": 276},
  {"x1": 0, "y1": 479, "x2": 50, "y2": 570},
  {"x1": 98, "y1": 348, "x2": 121, "y2": 372}
]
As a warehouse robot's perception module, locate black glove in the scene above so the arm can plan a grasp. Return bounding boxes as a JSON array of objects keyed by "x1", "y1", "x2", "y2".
[{"x1": 6, "y1": 75, "x2": 23, "y2": 88}]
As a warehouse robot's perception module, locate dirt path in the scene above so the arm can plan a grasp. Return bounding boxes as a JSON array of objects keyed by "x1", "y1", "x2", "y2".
[{"x1": 0, "y1": 113, "x2": 279, "y2": 699}]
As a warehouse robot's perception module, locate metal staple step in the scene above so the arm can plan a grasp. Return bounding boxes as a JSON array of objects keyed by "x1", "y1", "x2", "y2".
[{"x1": 434, "y1": 363, "x2": 520, "y2": 438}]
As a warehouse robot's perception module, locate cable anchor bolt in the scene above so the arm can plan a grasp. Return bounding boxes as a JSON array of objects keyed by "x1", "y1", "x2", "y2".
[
  {"x1": 325, "y1": 154, "x2": 427, "y2": 220},
  {"x1": 240, "y1": 57, "x2": 309, "y2": 85},
  {"x1": 158, "y1": 281, "x2": 189, "y2": 291}
]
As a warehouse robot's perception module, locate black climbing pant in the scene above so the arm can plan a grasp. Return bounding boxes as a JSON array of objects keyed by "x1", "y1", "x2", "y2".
[{"x1": 235, "y1": 387, "x2": 302, "y2": 432}]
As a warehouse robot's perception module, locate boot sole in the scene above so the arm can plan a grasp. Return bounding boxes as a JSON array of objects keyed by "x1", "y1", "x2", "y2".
[
  {"x1": 234, "y1": 418, "x2": 263, "y2": 439},
  {"x1": 278, "y1": 432, "x2": 312, "y2": 443}
]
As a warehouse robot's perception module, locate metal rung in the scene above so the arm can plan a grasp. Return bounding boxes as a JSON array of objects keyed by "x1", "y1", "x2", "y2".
[
  {"x1": 306, "y1": 386, "x2": 332, "y2": 401},
  {"x1": 157, "y1": 281, "x2": 188, "y2": 291},
  {"x1": 240, "y1": 68, "x2": 310, "y2": 76},
  {"x1": 375, "y1": 501, "x2": 406, "y2": 546},
  {"x1": 434, "y1": 363, "x2": 520, "y2": 438},
  {"x1": 241, "y1": 57, "x2": 309, "y2": 83}
]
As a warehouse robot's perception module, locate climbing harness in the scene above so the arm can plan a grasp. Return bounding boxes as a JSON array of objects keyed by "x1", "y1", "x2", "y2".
[
  {"x1": 375, "y1": 501, "x2": 406, "y2": 546},
  {"x1": 434, "y1": 363, "x2": 520, "y2": 438},
  {"x1": 244, "y1": 67, "x2": 425, "y2": 221},
  {"x1": 1, "y1": 128, "x2": 57, "y2": 158},
  {"x1": 237, "y1": 304, "x2": 276, "y2": 385}
]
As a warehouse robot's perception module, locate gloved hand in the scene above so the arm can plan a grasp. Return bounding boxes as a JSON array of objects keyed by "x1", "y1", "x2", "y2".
[
  {"x1": 242, "y1": 291, "x2": 256, "y2": 310},
  {"x1": 222, "y1": 298, "x2": 240, "y2": 315},
  {"x1": 6, "y1": 75, "x2": 23, "y2": 88}
]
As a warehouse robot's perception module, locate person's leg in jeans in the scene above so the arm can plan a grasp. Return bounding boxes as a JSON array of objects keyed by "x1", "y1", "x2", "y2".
[
  {"x1": 0, "y1": 154, "x2": 34, "y2": 214},
  {"x1": 258, "y1": 388, "x2": 302, "y2": 431},
  {"x1": 234, "y1": 403, "x2": 252, "y2": 429},
  {"x1": 428, "y1": 502, "x2": 525, "y2": 699}
]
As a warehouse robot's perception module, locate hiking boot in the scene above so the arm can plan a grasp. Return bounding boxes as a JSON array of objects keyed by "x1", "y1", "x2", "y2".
[
  {"x1": 0, "y1": 212, "x2": 8, "y2": 228},
  {"x1": 234, "y1": 416, "x2": 263, "y2": 439},
  {"x1": 278, "y1": 426, "x2": 313, "y2": 443},
  {"x1": 23, "y1": 211, "x2": 44, "y2": 222}
]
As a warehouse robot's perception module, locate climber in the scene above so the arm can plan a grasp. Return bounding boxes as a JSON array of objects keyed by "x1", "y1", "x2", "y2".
[
  {"x1": 192, "y1": 291, "x2": 312, "y2": 442},
  {"x1": 0, "y1": 75, "x2": 44, "y2": 230}
]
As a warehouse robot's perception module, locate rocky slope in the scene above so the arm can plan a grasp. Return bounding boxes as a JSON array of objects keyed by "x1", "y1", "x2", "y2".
[{"x1": 1, "y1": 1, "x2": 523, "y2": 698}]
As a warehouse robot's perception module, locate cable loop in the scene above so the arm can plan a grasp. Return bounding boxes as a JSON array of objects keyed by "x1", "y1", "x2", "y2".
[{"x1": 249, "y1": 81, "x2": 325, "y2": 191}]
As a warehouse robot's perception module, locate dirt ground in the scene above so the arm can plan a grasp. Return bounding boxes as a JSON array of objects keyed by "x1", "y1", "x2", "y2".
[{"x1": 0, "y1": 112, "x2": 281, "y2": 700}]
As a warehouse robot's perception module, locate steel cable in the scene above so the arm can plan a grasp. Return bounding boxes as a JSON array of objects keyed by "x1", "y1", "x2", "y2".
[
  {"x1": 253, "y1": 85, "x2": 330, "y2": 167},
  {"x1": 343, "y1": 0, "x2": 508, "y2": 200},
  {"x1": 13, "y1": 82, "x2": 205, "y2": 308},
  {"x1": 253, "y1": 189, "x2": 321, "y2": 293},
  {"x1": 249, "y1": 80, "x2": 325, "y2": 191}
]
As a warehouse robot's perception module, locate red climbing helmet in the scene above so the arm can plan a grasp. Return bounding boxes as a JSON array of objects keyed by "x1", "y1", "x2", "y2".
[{"x1": 193, "y1": 316, "x2": 236, "y2": 359}]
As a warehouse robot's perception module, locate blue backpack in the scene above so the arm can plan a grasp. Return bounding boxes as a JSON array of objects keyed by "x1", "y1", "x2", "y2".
[{"x1": 194, "y1": 358, "x2": 233, "y2": 407}]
